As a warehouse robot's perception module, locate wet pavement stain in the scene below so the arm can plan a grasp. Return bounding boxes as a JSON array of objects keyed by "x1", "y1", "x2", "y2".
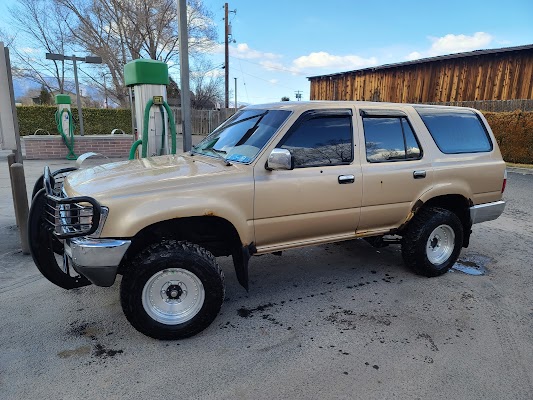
[
  {"x1": 452, "y1": 254, "x2": 492, "y2": 275},
  {"x1": 93, "y1": 344, "x2": 123, "y2": 359},
  {"x1": 66, "y1": 320, "x2": 123, "y2": 361},
  {"x1": 237, "y1": 302, "x2": 276, "y2": 318},
  {"x1": 417, "y1": 333, "x2": 439, "y2": 352},
  {"x1": 57, "y1": 346, "x2": 91, "y2": 358}
]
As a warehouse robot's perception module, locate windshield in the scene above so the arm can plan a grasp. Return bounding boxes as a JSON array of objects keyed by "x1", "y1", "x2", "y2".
[{"x1": 192, "y1": 109, "x2": 291, "y2": 163}]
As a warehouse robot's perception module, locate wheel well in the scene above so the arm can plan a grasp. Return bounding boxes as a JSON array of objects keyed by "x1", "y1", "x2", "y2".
[
  {"x1": 420, "y1": 194, "x2": 472, "y2": 247},
  {"x1": 120, "y1": 216, "x2": 241, "y2": 270}
]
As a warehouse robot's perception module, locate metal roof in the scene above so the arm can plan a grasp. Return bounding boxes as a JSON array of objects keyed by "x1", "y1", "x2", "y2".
[{"x1": 307, "y1": 44, "x2": 533, "y2": 80}]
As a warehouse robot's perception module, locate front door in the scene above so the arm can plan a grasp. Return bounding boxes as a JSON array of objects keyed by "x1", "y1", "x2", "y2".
[{"x1": 253, "y1": 109, "x2": 362, "y2": 252}]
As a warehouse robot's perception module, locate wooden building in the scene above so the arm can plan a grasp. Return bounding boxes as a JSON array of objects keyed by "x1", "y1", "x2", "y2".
[{"x1": 308, "y1": 44, "x2": 533, "y2": 106}]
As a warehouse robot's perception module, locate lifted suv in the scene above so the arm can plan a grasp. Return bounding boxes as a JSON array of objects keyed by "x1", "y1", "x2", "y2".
[{"x1": 29, "y1": 101, "x2": 506, "y2": 339}]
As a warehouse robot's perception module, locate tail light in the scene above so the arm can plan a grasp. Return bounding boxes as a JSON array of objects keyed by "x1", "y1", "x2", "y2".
[{"x1": 502, "y1": 170, "x2": 507, "y2": 193}]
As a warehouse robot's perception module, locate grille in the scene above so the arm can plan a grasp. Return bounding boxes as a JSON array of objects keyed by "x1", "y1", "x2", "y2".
[{"x1": 43, "y1": 166, "x2": 102, "y2": 239}]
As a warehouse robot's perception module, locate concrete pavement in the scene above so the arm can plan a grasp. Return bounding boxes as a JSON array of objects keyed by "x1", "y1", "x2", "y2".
[{"x1": 1, "y1": 150, "x2": 533, "y2": 400}]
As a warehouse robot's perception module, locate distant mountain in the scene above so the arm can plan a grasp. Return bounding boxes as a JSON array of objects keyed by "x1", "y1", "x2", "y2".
[{"x1": 13, "y1": 76, "x2": 102, "y2": 102}]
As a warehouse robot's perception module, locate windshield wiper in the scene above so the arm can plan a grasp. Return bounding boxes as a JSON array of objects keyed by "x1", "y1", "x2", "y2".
[{"x1": 202, "y1": 148, "x2": 232, "y2": 166}]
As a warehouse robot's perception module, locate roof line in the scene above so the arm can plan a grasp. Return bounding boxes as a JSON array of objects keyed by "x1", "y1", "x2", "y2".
[{"x1": 307, "y1": 43, "x2": 533, "y2": 80}]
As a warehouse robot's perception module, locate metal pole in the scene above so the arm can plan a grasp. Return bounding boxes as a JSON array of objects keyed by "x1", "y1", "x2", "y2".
[
  {"x1": 10, "y1": 163, "x2": 30, "y2": 255},
  {"x1": 7, "y1": 153, "x2": 20, "y2": 227},
  {"x1": 177, "y1": 0, "x2": 192, "y2": 152},
  {"x1": 234, "y1": 77, "x2": 237, "y2": 113},
  {"x1": 4, "y1": 47, "x2": 23, "y2": 163},
  {"x1": 104, "y1": 74, "x2": 108, "y2": 109},
  {"x1": 224, "y1": 3, "x2": 229, "y2": 109},
  {"x1": 128, "y1": 87, "x2": 136, "y2": 137},
  {"x1": 72, "y1": 56, "x2": 85, "y2": 136}
]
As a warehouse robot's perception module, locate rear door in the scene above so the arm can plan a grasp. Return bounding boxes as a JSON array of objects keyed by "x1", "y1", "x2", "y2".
[{"x1": 357, "y1": 108, "x2": 434, "y2": 232}]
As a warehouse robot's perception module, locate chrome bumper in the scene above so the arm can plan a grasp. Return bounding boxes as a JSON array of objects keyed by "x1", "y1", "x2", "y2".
[
  {"x1": 470, "y1": 201, "x2": 506, "y2": 224},
  {"x1": 65, "y1": 238, "x2": 131, "y2": 287}
]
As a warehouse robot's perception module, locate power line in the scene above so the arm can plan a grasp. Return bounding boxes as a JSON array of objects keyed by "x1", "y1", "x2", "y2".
[
  {"x1": 229, "y1": 55, "x2": 310, "y2": 76},
  {"x1": 238, "y1": 69, "x2": 299, "y2": 92},
  {"x1": 237, "y1": 59, "x2": 250, "y2": 103}
]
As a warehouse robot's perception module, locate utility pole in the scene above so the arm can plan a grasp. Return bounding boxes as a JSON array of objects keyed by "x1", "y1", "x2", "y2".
[
  {"x1": 234, "y1": 77, "x2": 237, "y2": 113},
  {"x1": 223, "y1": 4, "x2": 237, "y2": 109},
  {"x1": 295, "y1": 90, "x2": 302, "y2": 101},
  {"x1": 177, "y1": 0, "x2": 192, "y2": 152},
  {"x1": 224, "y1": 3, "x2": 229, "y2": 109}
]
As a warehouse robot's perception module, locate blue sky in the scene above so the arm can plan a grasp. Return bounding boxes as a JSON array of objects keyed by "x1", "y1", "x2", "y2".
[
  {"x1": 202, "y1": 0, "x2": 533, "y2": 103},
  {"x1": 2, "y1": 0, "x2": 533, "y2": 104}
]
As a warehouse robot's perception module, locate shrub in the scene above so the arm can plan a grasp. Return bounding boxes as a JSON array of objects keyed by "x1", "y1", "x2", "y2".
[
  {"x1": 15, "y1": 106, "x2": 533, "y2": 164},
  {"x1": 483, "y1": 111, "x2": 533, "y2": 164},
  {"x1": 16, "y1": 106, "x2": 132, "y2": 136}
]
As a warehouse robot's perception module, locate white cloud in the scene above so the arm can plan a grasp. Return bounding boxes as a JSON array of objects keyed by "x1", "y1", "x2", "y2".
[
  {"x1": 231, "y1": 43, "x2": 281, "y2": 60},
  {"x1": 20, "y1": 47, "x2": 39, "y2": 54},
  {"x1": 269, "y1": 78, "x2": 278, "y2": 84},
  {"x1": 292, "y1": 51, "x2": 377, "y2": 71},
  {"x1": 404, "y1": 32, "x2": 494, "y2": 61},
  {"x1": 207, "y1": 42, "x2": 281, "y2": 61},
  {"x1": 428, "y1": 32, "x2": 493, "y2": 55},
  {"x1": 203, "y1": 69, "x2": 224, "y2": 78},
  {"x1": 405, "y1": 51, "x2": 422, "y2": 61}
]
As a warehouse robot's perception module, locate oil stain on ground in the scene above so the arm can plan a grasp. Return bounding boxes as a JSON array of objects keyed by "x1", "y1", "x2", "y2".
[{"x1": 65, "y1": 320, "x2": 123, "y2": 361}]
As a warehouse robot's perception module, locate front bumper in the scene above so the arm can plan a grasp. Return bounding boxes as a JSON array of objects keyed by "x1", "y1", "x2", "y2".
[
  {"x1": 65, "y1": 238, "x2": 131, "y2": 286},
  {"x1": 470, "y1": 200, "x2": 506, "y2": 224}
]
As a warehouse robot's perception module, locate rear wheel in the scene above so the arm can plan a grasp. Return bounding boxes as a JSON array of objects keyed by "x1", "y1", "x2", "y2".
[
  {"x1": 120, "y1": 240, "x2": 224, "y2": 340},
  {"x1": 401, "y1": 207, "x2": 463, "y2": 277}
]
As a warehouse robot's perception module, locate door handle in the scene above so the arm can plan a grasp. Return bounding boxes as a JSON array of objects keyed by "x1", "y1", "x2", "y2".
[
  {"x1": 338, "y1": 175, "x2": 355, "y2": 184},
  {"x1": 413, "y1": 170, "x2": 426, "y2": 179}
]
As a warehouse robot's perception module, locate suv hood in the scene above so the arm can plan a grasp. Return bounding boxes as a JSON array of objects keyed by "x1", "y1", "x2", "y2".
[{"x1": 64, "y1": 154, "x2": 242, "y2": 199}]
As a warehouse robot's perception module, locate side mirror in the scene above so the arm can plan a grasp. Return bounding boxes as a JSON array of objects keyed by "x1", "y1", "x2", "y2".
[{"x1": 266, "y1": 148, "x2": 293, "y2": 170}]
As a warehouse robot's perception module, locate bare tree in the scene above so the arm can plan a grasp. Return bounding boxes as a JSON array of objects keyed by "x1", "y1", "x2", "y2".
[
  {"x1": 7, "y1": 0, "x2": 73, "y2": 93},
  {"x1": 191, "y1": 58, "x2": 223, "y2": 109},
  {"x1": 0, "y1": 27, "x2": 15, "y2": 47},
  {"x1": 55, "y1": 0, "x2": 217, "y2": 107}
]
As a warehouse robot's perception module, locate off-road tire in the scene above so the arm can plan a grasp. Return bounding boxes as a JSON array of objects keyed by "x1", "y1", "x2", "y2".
[
  {"x1": 120, "y1": 240, "x2": 224, "y2": 340},
  {"x1": 401, "y1": 207, "x2": 463, "y2": 277}
]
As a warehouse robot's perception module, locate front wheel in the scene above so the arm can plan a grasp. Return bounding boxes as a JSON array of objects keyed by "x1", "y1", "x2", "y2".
[
  {"x1": 120, "y1": 240, "x2": 224, "y2": 340},
  {"x1": 401, "y1": 207, "x2": 463, "y2": 277}
]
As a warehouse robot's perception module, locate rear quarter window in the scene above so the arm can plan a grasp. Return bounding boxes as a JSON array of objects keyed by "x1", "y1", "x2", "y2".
[{"x1": 415, "y1": 108, "x2": 493, "y2": 154}]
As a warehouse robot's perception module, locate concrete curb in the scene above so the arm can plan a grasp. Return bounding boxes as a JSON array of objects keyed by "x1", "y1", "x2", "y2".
[{"x1": 507, "y1": 167, "x2": 533, "y2": 175}]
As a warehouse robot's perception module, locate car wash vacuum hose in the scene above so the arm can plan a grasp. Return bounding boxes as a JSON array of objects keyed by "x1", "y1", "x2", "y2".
[
  {"x1": 129, "y1": 99, "x2": 177, "y2": 159},
  {"x1": 55, "y1": 109, "x2": 77, "y2": 160}
]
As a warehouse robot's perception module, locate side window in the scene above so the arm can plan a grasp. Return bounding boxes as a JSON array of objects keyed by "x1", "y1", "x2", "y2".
[
  {"x1": 363, "y1": 117, "x2": 422, "y2": 162},
  {"x1": 416, "y1": 108, "x2": 492, "y2": 154},
  {"x1": 278, "y1": 115, "x2": 353, "y2": 168}
]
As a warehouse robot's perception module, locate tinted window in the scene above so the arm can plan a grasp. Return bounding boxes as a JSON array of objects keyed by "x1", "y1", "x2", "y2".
[
  {"x1": 279, "y1": 116, "x2": 353, "y2": 167},
  {"x1": 403, "y1": 119, "x2": 421, "y2": 159},
  {"x1": 363, "y1": 117, "x2": 421, "y2": 162},
  {"x1": 416, "y1": 108, "x2": 492, "y2": 153},
  {"x1": 193, "y1": 109, "x2": 291, "y2": 163}
]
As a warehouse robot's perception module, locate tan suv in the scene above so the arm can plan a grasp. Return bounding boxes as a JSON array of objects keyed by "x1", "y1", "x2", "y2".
[{"x1": 28, "y1": 101, "x2": 507, "y2": 339}]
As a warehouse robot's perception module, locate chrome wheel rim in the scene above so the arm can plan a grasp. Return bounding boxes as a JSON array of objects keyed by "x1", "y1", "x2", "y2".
[
  {"x1": 142, "y1": 268, "x2": 205, "y2": 325},
  {"x1": 426, "y1": 224, "x2": 455, "y2": 265}
]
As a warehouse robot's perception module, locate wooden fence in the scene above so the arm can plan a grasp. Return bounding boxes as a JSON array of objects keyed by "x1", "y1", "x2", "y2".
[
  {"x1": 309, "y1": 48, "x2": 533, "y2": 104},
  {"x1": 170, "y1": 108, "x2": 236, "y2": 135}
]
